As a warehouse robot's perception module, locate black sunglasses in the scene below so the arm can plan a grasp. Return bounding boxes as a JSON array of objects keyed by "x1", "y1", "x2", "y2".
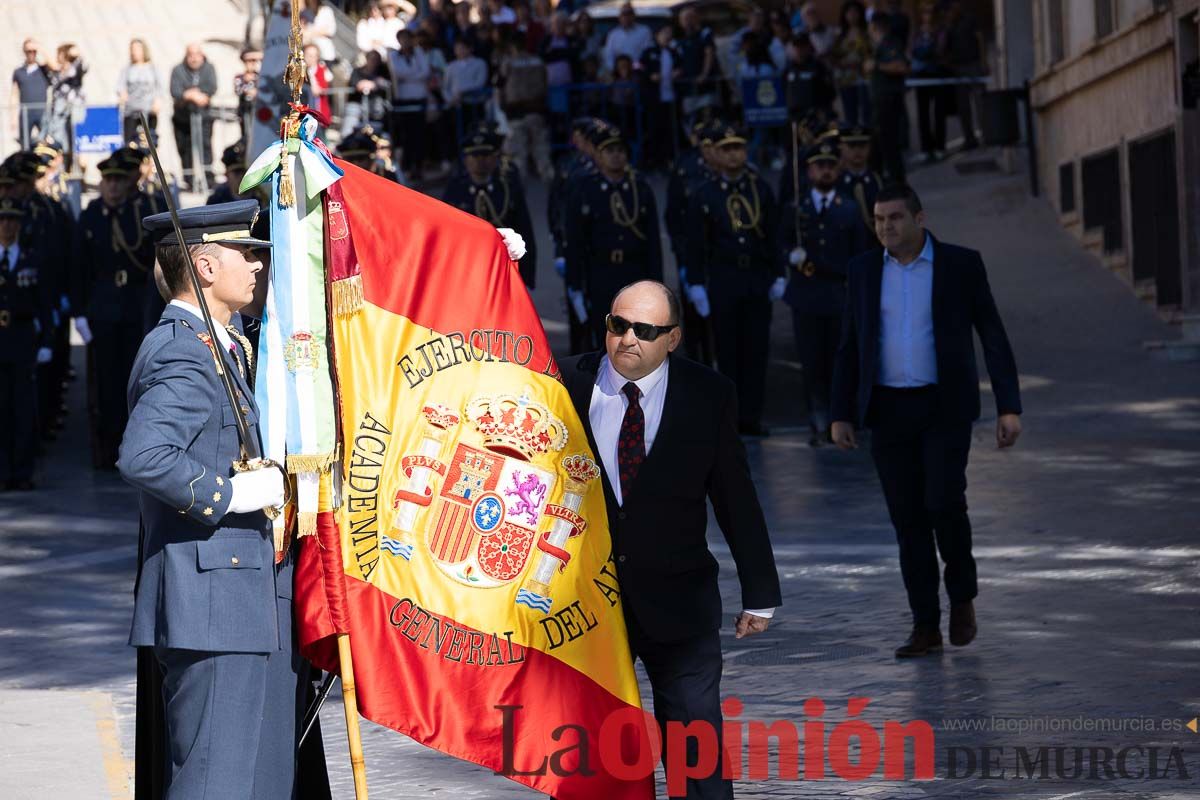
[{"x1": 605, "y1": 314, "x2": 677, "y2": 342}]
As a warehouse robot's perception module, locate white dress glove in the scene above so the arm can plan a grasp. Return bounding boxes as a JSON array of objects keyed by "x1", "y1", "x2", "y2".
[
  {"x1": 769, "y1": 277, "x2": 787, "y2": 302},
  {"x1": 788, "y1": 246, "x2": 807, "y2": 266},
  {"x1": 497, "y1": 227, "x2": 526, "y2": 261},
  {"x1": 36, "y1": 347, "x2": 53, "y2": 364},
  {"x1": 687, "y1": 284, "x2": 710, "y2": 318},
  {"x1": 228, "y1": 466, "x2": 285, "y2": 515},
  {"x1": 568, "y1": 289, "x2": 588, "y2": 324},
  {"x1": 74, "y1": 317, "x2": 93, "y2": 345}
]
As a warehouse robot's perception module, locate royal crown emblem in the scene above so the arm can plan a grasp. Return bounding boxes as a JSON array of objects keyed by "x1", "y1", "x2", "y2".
[
  {"x1": 466, "y1": 392, "x2": 568, "y2": 461},
  {"x1": 381, "y1": 391, "x2": 593, "y2": 608}
]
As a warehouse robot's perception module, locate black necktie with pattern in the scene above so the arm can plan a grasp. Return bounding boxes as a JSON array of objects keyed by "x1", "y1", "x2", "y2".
[{"x1": 617, "y1": 382, "x2": 645, "y2": 501}]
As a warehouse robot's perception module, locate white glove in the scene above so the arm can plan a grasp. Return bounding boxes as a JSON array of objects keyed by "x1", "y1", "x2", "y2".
[
  {"x1": 553, "y1": 256, "x2": 566, "y2": 278},
  {"x1": 769, "y1": 277, "x2": 787, "y2": 302},
  {"x1": 789, "y1": 246, "x2": 807, "y2": 266},
  {"x1": 568, "y1": 289, "x2": 588, "y2": 324},
  {"x1": 687, "y1": 284, "x2": 710, "y2": 318},
  {"x1": 497, "y1": 227, "x2": 526, "y2": 261},
  {"x1": 36, "y1": 347, "x2": 52, "y2": 364},
  {"x1": 228, "y1": 465, "x2": 286, "y2": 515},
  {"x1": 74, "y1": 317, "x2": 93, "y2": 345}
]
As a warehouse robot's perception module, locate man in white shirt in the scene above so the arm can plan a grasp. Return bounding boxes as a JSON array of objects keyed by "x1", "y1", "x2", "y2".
[
  {"x1": 602, "y1": 3, "x2": 654, "y2": 73},
  {"x1": 560, "y1": 280, "x2": 781, "y2": 799},
  {"x1": 388, "y1": 28, "x2": 432, "y2": 177}
]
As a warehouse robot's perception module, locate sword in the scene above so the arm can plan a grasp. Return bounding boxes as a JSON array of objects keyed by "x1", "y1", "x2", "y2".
[
  {"x1": 791, "y1": 120, "x2": 802, "y2": 246},
  {"x1": 299, "y1": 671, "x2": 338, "y2": 748},
  {"x1": 137, "y1": 112, "x2": 283, "y2": 517}
]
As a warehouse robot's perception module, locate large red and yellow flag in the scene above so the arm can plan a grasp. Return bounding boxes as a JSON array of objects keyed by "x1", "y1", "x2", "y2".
[{"x1": 295, "y1": 162, "x2": 653, "y2": 798}]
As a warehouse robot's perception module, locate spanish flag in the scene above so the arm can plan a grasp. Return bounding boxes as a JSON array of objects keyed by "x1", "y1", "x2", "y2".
[{"x1": 295, "y1": 161, "x2": 653, "y2": 798}]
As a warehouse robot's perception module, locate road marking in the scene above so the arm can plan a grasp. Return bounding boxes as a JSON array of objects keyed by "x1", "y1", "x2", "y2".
[{"x1": 90, "y1": 692, "x2": 133, "y2": 800}]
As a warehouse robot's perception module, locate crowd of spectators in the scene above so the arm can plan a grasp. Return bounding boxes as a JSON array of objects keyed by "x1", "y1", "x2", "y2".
[{"x1": 8, "y1": 0, "x2": 986, "y2": 184}]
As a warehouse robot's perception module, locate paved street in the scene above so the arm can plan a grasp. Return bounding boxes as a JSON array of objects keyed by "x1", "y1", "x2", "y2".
[{"x1": 2, "y1": 154, "x2": 1199, "y2": 800}]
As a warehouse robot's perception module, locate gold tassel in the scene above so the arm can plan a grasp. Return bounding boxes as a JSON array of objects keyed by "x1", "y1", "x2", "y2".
[
  {"x1": 287, "y1": 451, "x2": 339, "y2": 474},
  {"x1": 298, "y1": 511, "x2": 318, "y2": 538},
  {"x1": 278, "y1": 153, "x2": 295, "y2": 208},
  {"x1": 332, "y1": 274, "x2": 364, "y2": 317}
]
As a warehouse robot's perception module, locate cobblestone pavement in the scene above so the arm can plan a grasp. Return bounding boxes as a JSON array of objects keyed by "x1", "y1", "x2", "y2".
[{"x1": 2, "y1": 157, "x2": 1199, "y2": 799}]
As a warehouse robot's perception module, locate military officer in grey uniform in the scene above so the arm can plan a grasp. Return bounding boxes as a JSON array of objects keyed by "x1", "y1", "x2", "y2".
[
  {"x1": 442, "y1": 126, "x2": 538, "y2": 288},
  {"x1": 119, "y1": 199, "x2": 297, "y2": 799},
  {"x1": 565, "y1": 125, "x2": 663, "y2": 350},
  {"x1": 780, "y1": 140, "x2": 869, "y2": 445},
  {"x1": 0, "y1": 198, "x2": 53, "y2": 489}
]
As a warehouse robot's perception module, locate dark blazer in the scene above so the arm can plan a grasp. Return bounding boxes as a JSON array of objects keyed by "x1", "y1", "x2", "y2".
[
  {"x1": 560, "y1": 352, "x2": 782, "y2": 644},
  {"x1": 831, "y1": 232, "x2": 1022, "y2": 428},
  {"x1": 119, "y1": 303, "x2": 280, "y2": 653}
]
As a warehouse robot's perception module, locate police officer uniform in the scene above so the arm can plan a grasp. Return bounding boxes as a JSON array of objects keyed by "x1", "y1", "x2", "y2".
[
  {"x1": 686, "y1": 123, "x2": 782, "y2": 436},
  {"x1": 207, "y1": 142, "x2": 249, "y2": 206},
  {"x1": 780, "y1": 141, "x2": 869, "y2": 443},
  {"x1": 549, "y1": 118, "x2": 602, "y2": 355},
  {"x1": 1, "y1": 154, "x2": 73, "y2": 440},
  {"x1": 442, "y1": 127, "x2": 538, "y2": 288},
  {"x1": 73, "y1": 151, "x2": 158, "y2": 468},
  {"x1": 29, "y1": 142, "x2": 78, "y2": 437},
  {"x1": 839, "y1": 124, "x2": 883, "y2": 245},
  {"x1": 665, "y1": 118, "x2": 719, "y2": 367},
  {"x1": 565, "y1": 125, "x2": 663, "y2": 350},
  {"x1": 0, "y1": 198, "x2": 52, "y2": 489},
  {"x1": 121, "y1": 200, "x2": 308, "y2": 799}
]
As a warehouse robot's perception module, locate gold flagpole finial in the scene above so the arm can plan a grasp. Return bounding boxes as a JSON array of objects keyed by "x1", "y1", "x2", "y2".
[{"x1": 277, "y1": 0, "x2": 308, "y2": 207}]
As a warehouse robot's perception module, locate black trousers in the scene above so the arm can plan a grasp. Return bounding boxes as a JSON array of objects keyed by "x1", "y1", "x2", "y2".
[
  {"x1": 90, "y1": 321, "x2": 142, "y2": 469},
  {"x1": 680, "y1": 289, "x2": 714, "y2": 368},
  {"x1": 791, "y1": 311, "x2": 841, "y2": 434},
  {"x1": 172, "y1": 111, "x2": 213, "y2": 183},
  {"x1": 626, "y1": 614, "x2": 731, "y2": 800},
  {"x1": 868, "y1": 385, "x2": 977, "y2": 627},
  {"x1": 711, "y1": 289, "x2": 771, "y2": 428},
  {"x1": 0, "y1": 360, "x2": 38, "y2": 482},
  {"x1": 915, "y1": 86, "x2": 947, "y2": 154},
  {"x1": 124, "y1": 112, "x2": 157, "y2": 144},
  {"x1": 390, "y1": 106, "x2": 427, "y2": 173},
  {"x1": 872, "y1": 92, "x2": 907, "y2": 183},
  {"x1": 954, "y1": 82, "x2": 979, "y2": 147}
]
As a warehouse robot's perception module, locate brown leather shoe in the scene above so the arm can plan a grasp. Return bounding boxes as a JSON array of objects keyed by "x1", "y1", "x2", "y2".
[
  {"x1": 949, "y1": 601, "x2": 977, "y2": 646},
  {"x1": 895, "y1": 626, "x2": 943, "y2": 658}
]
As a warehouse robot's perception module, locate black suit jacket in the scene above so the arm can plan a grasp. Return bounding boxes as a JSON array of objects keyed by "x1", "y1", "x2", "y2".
[
  {"x1": 831, "y1": 233, "x2": 1022, "y2": 428},
  {"x1": 560, "y1": 352, "x2": 782, "y2": 644}
]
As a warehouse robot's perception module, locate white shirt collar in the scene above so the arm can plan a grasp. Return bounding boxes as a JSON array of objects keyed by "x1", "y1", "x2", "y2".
[
  {"x1": 811, "y1": 187, "x2": 837, "y2": 208},
  {"x1": 597, "y1": 353, "x2": 669, "y2": 398},
  {"x1": 170, "y1": 299, "x2": 234, "y2": 350},
  {"x1": 0, "y1": 241, "x2": 18, "y2": 269}
]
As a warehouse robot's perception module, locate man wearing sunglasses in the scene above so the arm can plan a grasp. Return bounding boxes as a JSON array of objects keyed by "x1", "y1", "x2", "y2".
[{"x1": 560, "y1": 279, "x2": 782, "y2": 799}]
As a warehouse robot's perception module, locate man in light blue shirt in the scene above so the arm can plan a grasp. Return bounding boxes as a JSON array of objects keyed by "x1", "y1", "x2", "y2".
[
  {"x1": 877, "y1": 230, "x2": 937, "y2": 387},
  {"x1": 832, "y1": 184, "x2": 1023, "y2": 658}
]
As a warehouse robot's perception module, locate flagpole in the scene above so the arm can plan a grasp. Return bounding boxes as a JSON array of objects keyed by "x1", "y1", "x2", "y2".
[
  {"x1": 338, "y1": 634, "x2": 369, "y2": 798},
  {"x1": 276, "y1": 1, "x2": 368, "y2": 794}
]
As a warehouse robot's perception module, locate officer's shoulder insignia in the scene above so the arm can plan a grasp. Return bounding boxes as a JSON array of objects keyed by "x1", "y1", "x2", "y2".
[
  {"x1": 193, "y1": 331, "x2": 223, "y2": 369},
  {"x1": 203, "y1": 507, "x2": 213, "y2": 517}
]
